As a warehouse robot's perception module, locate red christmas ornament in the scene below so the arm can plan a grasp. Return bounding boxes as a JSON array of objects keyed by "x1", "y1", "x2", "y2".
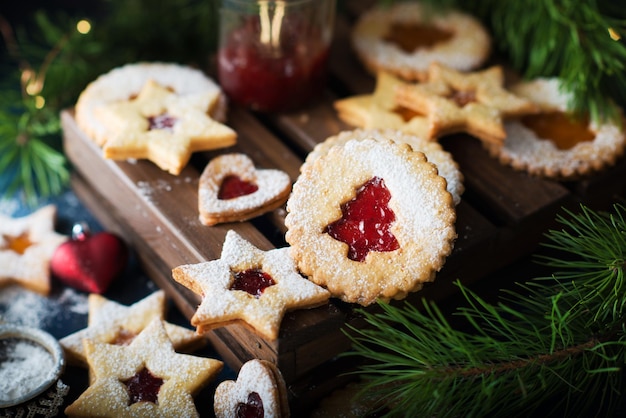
[{"x1": 51, "y1": 223, "x2": 128, "y2": 294}]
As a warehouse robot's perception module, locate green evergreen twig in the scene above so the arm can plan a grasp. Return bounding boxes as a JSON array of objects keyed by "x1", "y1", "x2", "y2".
[{"x1": 344, "y1": 204, "x2": 626, "y2": 417}]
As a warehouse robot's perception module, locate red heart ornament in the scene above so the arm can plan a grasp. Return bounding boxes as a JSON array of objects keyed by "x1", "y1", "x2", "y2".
[{"x1": 51, "y1": 223, "x2": 128, "y2": 294}]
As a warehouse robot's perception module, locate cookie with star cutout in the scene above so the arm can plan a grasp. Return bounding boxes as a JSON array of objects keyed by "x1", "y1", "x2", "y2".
[
  {"x1": 395, "y1": 62, "x2": 538, "y2": 145},
  {"x1": 334, "y1": 71, "x2": 430, "y2": 138},
  {"x1": 60, "y1": 290, "x2": 205, "y2": 367},
  {"x1": 198, "y1": 153, "x2": 292, "y2": 226},
  {"x1": 351, "y1": 2, "x2": 492, "y2": 81},
  {"x1": 214, "y1": 359, "x2": 290, "y2": 418},
  {"x1": 285, "y1": 138, "x2": 457, "y2": 306},
  {"x1": 172, "y1": 230, "x2": 330, "y2": 340},
  {"x1": 0, "y1": 205, "x2": 67, "y2": 295},
  {"x1": 75, "y1": 62, "x2": 236, "y2": 175},
  {"x1": 64, "y1": 318, "x2": 223, "y2": 418}
]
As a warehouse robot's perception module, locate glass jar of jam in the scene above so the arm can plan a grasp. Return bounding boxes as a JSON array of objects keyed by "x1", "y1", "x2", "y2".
[{"x1": 217, "y1": 0, "x2": 336, "y2": 112}]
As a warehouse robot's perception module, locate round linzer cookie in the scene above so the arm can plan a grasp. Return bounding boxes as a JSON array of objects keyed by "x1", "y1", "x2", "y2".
[
  {"x1": 484, "y1": 78, "x2": 626, "y2": 180},
  {"x1": 285, "y1": 138, "x2": 457, "y2": 306},
  {"x1": 75, "y1": 62, "x2": 236, "y2": 175},
  {"x1": 214, "y1": 359, "x2": 289, "y2": 418},
  {"x1": 304, "y1": 128, "x2": 464, "y2": 206},
  {"x1": 351, "y1": 2, "x2": 491, "y2": 81}
]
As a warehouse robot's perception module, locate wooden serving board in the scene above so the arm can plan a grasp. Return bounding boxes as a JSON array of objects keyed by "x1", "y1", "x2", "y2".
[{"x1": 61, "y1": 6, "x2": 626, "y2": 411}]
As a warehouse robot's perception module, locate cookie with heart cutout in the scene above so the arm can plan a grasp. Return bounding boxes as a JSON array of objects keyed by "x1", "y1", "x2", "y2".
[
  {"x1": 482, "y1": 77, "x2": 626, "y2": 180},
  {"x1": 214, "y1": 359, "x2": 289, "y2": 418},
  {"x1": 351, "y1": 2, "x2": 491, "y2": 81},
  {"x1": 285, "y1": 138, "x2": 457, "y2": 306},
  {"x1": 198, "y1": 153, "x2": 292, "y2": 226}
]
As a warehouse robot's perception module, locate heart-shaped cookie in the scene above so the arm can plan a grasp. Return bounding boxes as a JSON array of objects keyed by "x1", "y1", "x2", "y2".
[
  {"x1": 214, "y1": 359, "x2": 289, "y2": 418},
  {"x1": 198, "y1": 153, "x2": 292, "y2": 226},
  {"x1": 50, "y1": 224, "x2": 128, "y2": 294}
]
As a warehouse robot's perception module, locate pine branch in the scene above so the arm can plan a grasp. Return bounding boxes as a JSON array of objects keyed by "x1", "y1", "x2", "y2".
[{"x1": 344, "y1": 204, "x2": 626, "y2": 417}]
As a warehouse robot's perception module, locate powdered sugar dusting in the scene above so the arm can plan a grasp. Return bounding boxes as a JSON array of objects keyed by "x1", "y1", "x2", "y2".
[
  {"x1": 305, "y1": 128, "x2": 464, "y2": 205},
  {"x1": 214, "y1": 359, "x2": 284, "y2": 417},
  {"x1": 0, "y1": 285, "x2": 88, "y2": 330},
  {"x1": 487, "y1": 78, "x2": 626, "y2": 179},
  {"x1": 172, "y1": 230, "x2": 330, "y2": 340},
  {"x1": 286, "y1": 138, "x2": 457, "y2": 305},
  {"x1": 351, "y1": 2, "x2": 491, "y2": 79}
]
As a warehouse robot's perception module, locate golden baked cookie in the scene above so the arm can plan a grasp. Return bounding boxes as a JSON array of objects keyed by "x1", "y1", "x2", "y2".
[
  {"x1": 60, "y1": 290, "x2": 205, "y2": 367},
  {"x1": 95, "y1": 79, "x2": 236, "y2": 175},
  {"x1": 172, "y1": 230, "x2": 330, "y2": 340},
  {"x1": 334, "y1": 71, "x2": 430, "y2": 138},
  {"x1": 304, "y1": 128, "x2": 464, "y2": 206},
  {"x1": 76, "y1": 62, "x2": 228, "y2": 146},
  {"x1": 483, "y1": 78, "x2": 626, "y2": 179},
  {"x1": 395, "y1": 63, "x2": 538, "y2": 145},
  {"x1": 198, "y1": 153, "x2": 292, "y2": 226},
  {"x1": 0, "y1": 205, "x2": 67, "y2": 295},
  {"x1": 351, "y1": 2, "x2": 491, "y2": 81},
  {"x1": 285, "y1": 138, "x2": 457, "y2": 306},
  {"x1": 214, "y1": 359, "x2": 289, "y2": 418},
  {"x1": 64, "y1": 318, "x2": 222, "y2": 418}
]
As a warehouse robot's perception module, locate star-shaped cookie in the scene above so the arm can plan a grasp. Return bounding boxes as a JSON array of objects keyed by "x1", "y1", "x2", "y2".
[
  {"x1": 96, "y1": 79, "x2": 237, "y2": 175},
  {"x1": 334, "y1": 71, "x2": 430, "y2": 138},
  {"x1": 0, "y1": 205, "x2": 67, "y2": 295},
  {"x1": 395, "y1": 63, "x2": 538, "y2": 144},
  {"x1": 60, "y1": 290, "x2": 205, "y2": 366},
  {"x1": 64, "y1": 318, "x2": 223, "y2": 418},
  {"x1": 172, "y1": 230, "x2": 330, "y2": 340}
]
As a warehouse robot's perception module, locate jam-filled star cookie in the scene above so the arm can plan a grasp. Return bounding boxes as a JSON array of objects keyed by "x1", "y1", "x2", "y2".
[
  {"x1": 304, "y1": 128, "x2": 464, "y2": 206},
  {"x1": 334, "y1": 71, "x2": 430, "y2": 138},
  {"x1": 64, "y1": 318, "x2": 223, "y2": 418},
  {"x1": 483, "y1": 78, "x2": 626, "y2": 179},
  {"x1": 172, "y1": 230, "x2": 330, "y2": 340},
  {"x1": 60, "y1": 290, "x2": 205, "y2": 367},
  {"x1": 285, "y1": 138, "x2": 457, "y2": 306},
  {"x1": 0, "y1": 205, "x2": 67, "y2": 295},
  {"x1": 214, "y1": 359, "x2": 290, "y2": 418},
  {"x1": 395, "y1": 63, "x2": 538, "y2": 145},
  {"x1": 351, "y1": 2, "x2": 491, "y2": 81},
  {"x1": 198, "y1": 153, "x2": 292, "y2": 226},
  {"x1": 75, "y1": 62, "x2": 236, "y2": 175}
]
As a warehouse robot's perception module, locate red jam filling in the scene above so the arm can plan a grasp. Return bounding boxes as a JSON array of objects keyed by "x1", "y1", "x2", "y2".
[
  {"x1": 324, "y1": 177, "x2": 399, "y2": 262},
  {"x1": 218, "y1": 175, "x2": 259, "y2": 200},
  {"x1": 122, "y1": 367, "x2": 163, "y2": 405},
  {"x1": 236, "y1": 392, "x2": 264, "y2": 418},
  {"x1": 230, "y1": 269, "x2": 276, "y2": 298},
  {"x1": 2, "y1": 233, "x2": 32, "y2": 255},
  {"x1": 147, "y1": 113, "x2": 177, "y2": 131},
  {"x1": 217, "y1": 16, "x2": 330, "y2": 112}
]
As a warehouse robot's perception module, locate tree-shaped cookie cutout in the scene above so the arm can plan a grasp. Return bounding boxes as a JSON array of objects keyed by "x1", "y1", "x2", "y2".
[{"x1": 325, "y1": 176, "x2": 399, "y2": 262}]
